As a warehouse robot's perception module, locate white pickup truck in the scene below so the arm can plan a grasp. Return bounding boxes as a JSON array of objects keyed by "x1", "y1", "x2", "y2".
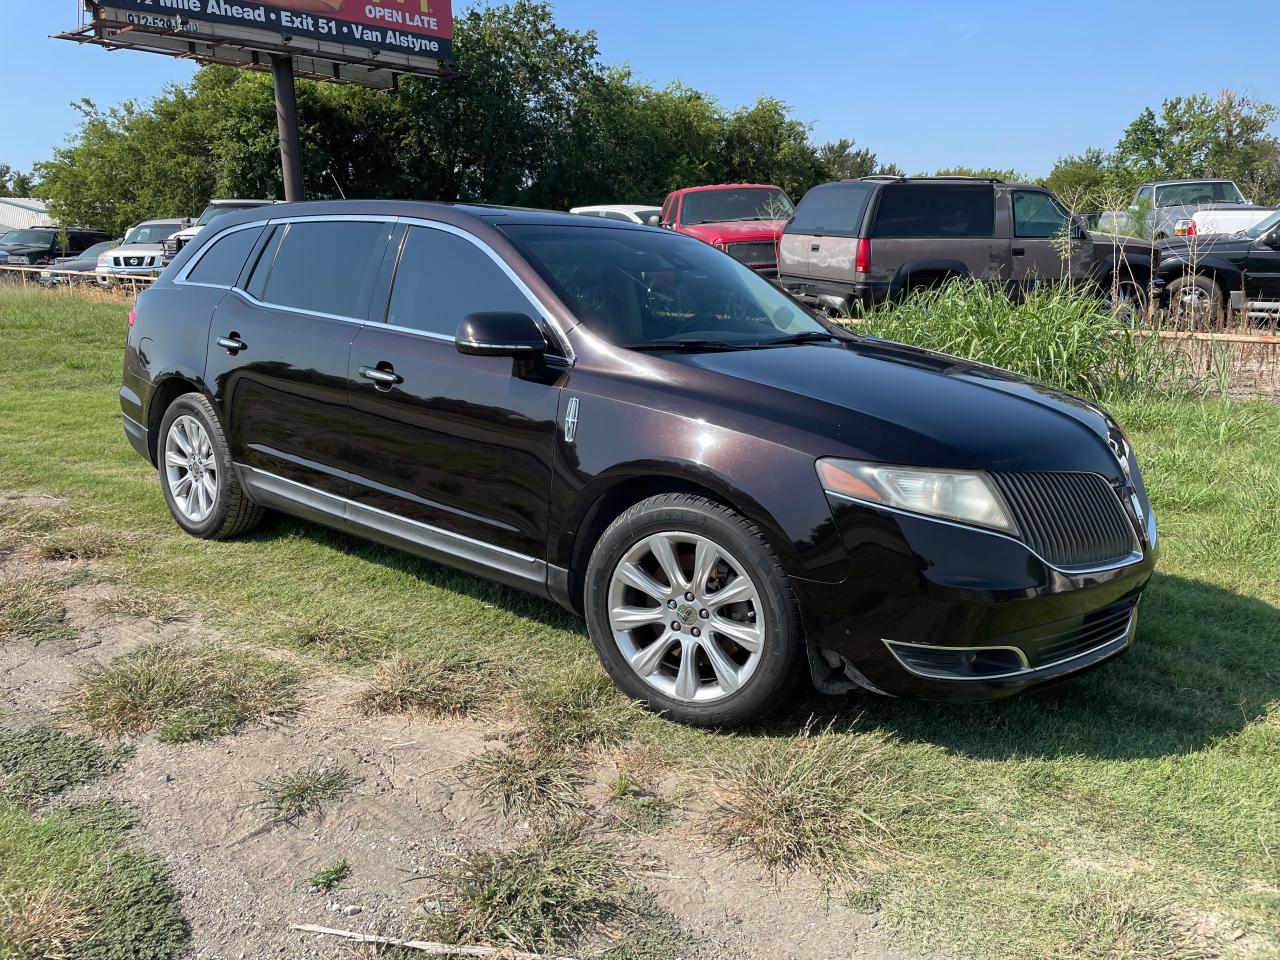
[{"x1": 1175, "y1": 206, "x2": 1279, "y2": 238}]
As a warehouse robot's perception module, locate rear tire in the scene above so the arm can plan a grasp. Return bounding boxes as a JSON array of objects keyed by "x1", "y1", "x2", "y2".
[
  {"x1": 583, "y1": 494, "x2": 805, "y2": 728},
  {"x1": 157, "y1": 393, "x2": 264, "y2": 540}
]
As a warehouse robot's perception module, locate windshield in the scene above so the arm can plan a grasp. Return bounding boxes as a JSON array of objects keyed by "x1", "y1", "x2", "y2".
[
  {"x1": 680, "y1": 188, "x2": 793, "y2": 226},
  {"x1": 1154, "y1": 182, "x2": 1245, "y2": 207},
  {"x1": 197, "y1": 202, "x2": 267, "y2": 226},
  {"x1": 84, "y1": 241, "x2": 117, "y2": 259},
  {"x1": 125, "y1": 223, "x2": 181, "y2": 244},
  {"x1": 0, "y1": 229, "x2": 55, "y2": 247},
  {"x1": 500, "y1": 224, "x2": 834, "y2": 348},
  {"x1": 1246, "y1": 210, "x2": 1280, "y2": 239}
]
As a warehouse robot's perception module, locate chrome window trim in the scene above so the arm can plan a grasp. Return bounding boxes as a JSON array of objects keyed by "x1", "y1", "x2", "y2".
[
  {"x1": 883, "y1": 611, "x2": 1135, "y2": 682},
  {"x1": 173, "y1": 214, "x2": 575, "y2": 361},
  {"x1": 173, "y1": 220, "x2": 275, "y2": 289},
  {"x1": 826, "y1": 491, "x2": 1145, "y2": 576}
]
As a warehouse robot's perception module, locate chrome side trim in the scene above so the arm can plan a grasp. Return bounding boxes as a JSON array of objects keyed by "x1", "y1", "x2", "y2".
[
  {"x1": 826, "y1": 491, "x2": 1146, "y2": 575},
  {"x1": 883, "y1": 612, "x2": 1135, "y2": 683},
  {"x1": 236, "y1": 465, "x2": 548, "y2": 596}
]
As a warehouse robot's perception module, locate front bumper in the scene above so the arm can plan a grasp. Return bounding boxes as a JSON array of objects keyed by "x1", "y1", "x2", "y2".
[{"x1": 796, "y1": 498, "x2": 1157, "y2": 701}]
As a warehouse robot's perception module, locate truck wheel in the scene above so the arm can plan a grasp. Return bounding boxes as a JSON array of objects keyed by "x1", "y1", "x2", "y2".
[
  {"x1": 1167, "y1": 274, "x2": 1223, "y2": 329},
  {"x1": 1105, "y1": 275, "x2": 1149, "y2": 326},
  {"x1": 583, "y1": 494, "x2": 806, "y2": 728}
]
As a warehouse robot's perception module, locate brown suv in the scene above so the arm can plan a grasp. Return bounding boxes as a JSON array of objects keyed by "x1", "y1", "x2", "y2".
[{"x1": 779, "y1": 177, "x2": 1155, "y2": 315}]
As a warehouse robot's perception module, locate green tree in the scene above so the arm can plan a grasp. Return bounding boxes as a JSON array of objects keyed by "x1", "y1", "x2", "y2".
[{"x1": 1113, "y1": 90, "x2": 1280, "y2": 201}]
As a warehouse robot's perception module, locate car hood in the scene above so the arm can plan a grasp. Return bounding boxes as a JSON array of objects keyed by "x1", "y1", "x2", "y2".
[
  {"x1": 664, "y1": 339, "x2": 1126, "y2": 477},
  {"x1": 113, "y1": 243, "x2": 167, "y2": 256},
  {"x1": 1157, "y1": 235, "x2": 1253, "y2": 260},
  {"x1": 0, "y1": 243, "x2": 52, "y2": 256},
  {"x1": 681, "y1": 220, "x2": 787, "y2": 244}
]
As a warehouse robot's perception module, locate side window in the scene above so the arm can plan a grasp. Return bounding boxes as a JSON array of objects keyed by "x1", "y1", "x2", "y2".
[
  {"x1": 1012, "y1": 191, "x2": 1068, "y2": 239},
  {"x1": 244, "y1": 226, "x2": 283, "y2": 300},
  {"x1": 1136, "y1": 187, "x2": 1153, "y2": 205},
  {"x1": 871, "y1": 185, "x2": 994, "y2": 238},
  {"x1": 260, "y1": 220, "x2": 390, "y2": 318},
  {"x1": 386, "y1": 226, "x2": 535, "y2": 339},
  {"x1": 187, "y1": 226, "x2": 265, "y2": 286},
  {"x1": 662, "y1": 195, "x2": 678, "y2": 225}
]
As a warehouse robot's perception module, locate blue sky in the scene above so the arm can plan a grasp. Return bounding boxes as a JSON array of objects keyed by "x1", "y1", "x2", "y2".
[{"x1": 4, "y1": 0, "x2": 1278, "y2": 178}]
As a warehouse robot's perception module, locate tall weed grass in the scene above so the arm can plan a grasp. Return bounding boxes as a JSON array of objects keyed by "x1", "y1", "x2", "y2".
[{"x1": 859, "y1": 281, "x2": 1214, "y2": 401}]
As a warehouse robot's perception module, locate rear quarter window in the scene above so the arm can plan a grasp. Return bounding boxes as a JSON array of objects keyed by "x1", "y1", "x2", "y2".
[
  {"x1": 187, "y1": 226, "x2": 265, "y2": 286},
  {"x1": 787, "y1": 183, "x2": 876, "y2": 237},
  {"x1": 871, "y1": 184, "x2": 995, "y2": 238}
]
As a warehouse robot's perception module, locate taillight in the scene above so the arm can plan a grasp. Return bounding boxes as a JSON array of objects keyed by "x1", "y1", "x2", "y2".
[
  {"x1": 855, "y1": 237, "x2": 871, "y2": 275},
  {"x1": 127, "y1": 306, "x2": 136, "y2": 327},
  {"x1": 1188, "y1": 220, "x2": 1197, "y2": 236}
]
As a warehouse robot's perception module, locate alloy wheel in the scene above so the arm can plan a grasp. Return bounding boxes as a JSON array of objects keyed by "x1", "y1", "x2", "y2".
[
  {"x1": 607, "y1": 531, "x2": 765, "y2": 703},
  {"x1": 164, "y1": 415, "x2": 218, "y2": 523}
]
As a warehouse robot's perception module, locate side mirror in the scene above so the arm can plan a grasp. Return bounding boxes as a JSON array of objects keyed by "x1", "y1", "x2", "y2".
[
  {"x1": 646, "y1": 215, "x2": 661, "y2": 226},
  {"x1": 456, "y1": 312, "x2": 547, "y2": 359},
  {"x1": 1071, "y1": 214, "x2": 1091, "y2": 239},
  {"x1": 1266, "y1": 231, "x2": 1280, "y2": 249}
]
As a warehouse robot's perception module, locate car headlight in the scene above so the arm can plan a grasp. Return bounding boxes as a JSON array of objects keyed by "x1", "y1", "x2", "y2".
[{"x1": 816, "y1": 458, "x2": 1017, "y2": 533}]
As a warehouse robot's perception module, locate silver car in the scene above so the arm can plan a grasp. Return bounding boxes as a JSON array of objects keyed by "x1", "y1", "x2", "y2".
[{"x1": 97, "y1": 219, "x2": 190, "y2": 285}]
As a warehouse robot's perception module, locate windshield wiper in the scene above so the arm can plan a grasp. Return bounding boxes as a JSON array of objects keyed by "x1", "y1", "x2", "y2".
[
  {"x1": 755, "y1": 331, "x2": 848, "y2": 346},
  {"x1": 623, "y1": 339, "x2": 754, "y2": 353}
]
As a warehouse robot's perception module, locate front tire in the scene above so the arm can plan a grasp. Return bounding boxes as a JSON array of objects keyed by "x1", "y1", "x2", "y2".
[
  {"x1": 157, "y1": 393, "x2": 264, "y2": 540},
  {"x1": 583, "y1": 494, "x2": 805, "y2": 727},
  {"x1": 1168, "y1": 274, "x2": 1223, "y2": 329}
]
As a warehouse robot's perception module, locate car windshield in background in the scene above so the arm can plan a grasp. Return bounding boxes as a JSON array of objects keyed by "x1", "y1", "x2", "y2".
[
  {"x1": 196, "y1": 203, "x2": 265, "y2": 226},
  {"x1": 681, "y1": 188, "x2": 793, "y2": 225},
  {"x1": 125, "y1": 224, "x2": 181, "y2": 244},
  {"x1": 500, "y1": 224, "x2": 832, "y2": 348},
  {"x1": 1154, "y1": 182, "x2": 1245, "y2": 206},
  {"x1": 1246, "y1": 210, "x2": 1280, "y2": 239},
  {"x1": 788, "y1": 182, "x2": 875, "y2": 236},
  {"x1": 0, "y1": 230, "x2": 55, "y2": 247},
  {"x1": 84, "y1": 242, "x2": 117, "y2": 259}
]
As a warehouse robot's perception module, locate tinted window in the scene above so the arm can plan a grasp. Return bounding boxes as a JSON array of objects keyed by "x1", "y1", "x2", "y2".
[
  {"x1": 872, "y1": 185, "x2": 994, "y2": 238},
  {"x1": 788, "y1": 182, "x2": 875, "y2": 237},
  {"x1": 501, "y1": 224, "x2": 828, "y2": 346},
  {"x1": 260, "y1": 220, "x2": 389, "y2": 318},
  {"x1": 1012, "y1": 191, "x2": 1068, "y2": 239},
  {"x1": 188, "y1": 226, "x2": 265, "y2": 286},
  {"x1": 386, "y1": 226, "x2": 532, "y2": 338}
]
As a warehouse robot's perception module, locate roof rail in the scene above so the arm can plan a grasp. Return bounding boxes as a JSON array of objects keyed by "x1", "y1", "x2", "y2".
[{"x1": 848, "y1": 175, "x2": 1005, "y2": 184}]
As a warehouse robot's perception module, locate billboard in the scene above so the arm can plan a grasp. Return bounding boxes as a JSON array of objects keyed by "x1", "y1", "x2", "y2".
[{"x1": 71, "y1": 0, "x2": 453, "y2": 88}]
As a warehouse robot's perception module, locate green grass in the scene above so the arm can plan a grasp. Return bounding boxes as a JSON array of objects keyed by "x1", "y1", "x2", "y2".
[
  {"x1": 426, "y1": 826, "x2": 636, "y2": 953},
  {"x1": 0, "y1": 800, "x2": 188, "y2": 960},
  {"x1": 0, "y1": 573, "x2": 75, "y2": 644},
  {"x1": 463, "y1": 748, "x2": 586, "y2": 822},
  {"x1": 258, "y1": 765, "x2": 358, "y2": 824},
  {"x1": 306, "y1": 859, "x2": 350, "y2": 893},
  {"x1": 0, "y1": 287, "x2": 1277, "y2": 958},
  {"x1": 0, "y1": 725, "x2": 131, "y2": 804},
  {"x1": 356, "y1": 654, "x2": 506, "y2": 718},
  {"x1": 75, "y1": 645, "x2": 301, "y2": 744}
]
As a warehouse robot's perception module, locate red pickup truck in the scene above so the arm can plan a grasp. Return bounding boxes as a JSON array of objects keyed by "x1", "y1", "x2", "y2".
[{"x1": 659, "y1": 184, "x2": 794, "y2": 275}]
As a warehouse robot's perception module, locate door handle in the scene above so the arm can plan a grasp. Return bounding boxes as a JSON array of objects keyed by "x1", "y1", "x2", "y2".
[
  {"x1": 1012, "y1": 248, "x2": 1026, "y2": 257},
  {"x1": 217, "y1": 335, "x2": 246, "y2": 353},
  {"x1": 360, "y1": 365, "x2": 403, "y2": 390},
  {"x1": 811, "y1": 244, "x2": 821, "y2": 252}
]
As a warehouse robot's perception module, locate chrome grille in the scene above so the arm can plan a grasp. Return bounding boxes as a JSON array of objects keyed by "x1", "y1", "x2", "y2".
[
  {"x1": 726, "y1": 241, "x2": 777, "y2": 267},
  {"x1": 990, "y1": 471, "x2": 1137, "y2": 569}
]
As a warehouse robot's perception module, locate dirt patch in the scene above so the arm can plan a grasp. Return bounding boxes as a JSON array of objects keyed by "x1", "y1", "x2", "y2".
[{"x1": 0, "y1": 545, "x2": 910, "y2": 960}]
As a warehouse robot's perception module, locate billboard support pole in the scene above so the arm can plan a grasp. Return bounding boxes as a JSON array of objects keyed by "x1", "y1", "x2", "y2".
[{"x1": 271, "y1": 55, "x2": 305, "y2": 202}]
